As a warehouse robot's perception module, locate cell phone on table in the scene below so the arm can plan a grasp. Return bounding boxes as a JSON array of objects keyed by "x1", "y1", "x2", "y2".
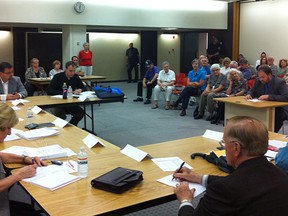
[{"x1": 25, "y1": 123, "x2": 39, "y2": 130}]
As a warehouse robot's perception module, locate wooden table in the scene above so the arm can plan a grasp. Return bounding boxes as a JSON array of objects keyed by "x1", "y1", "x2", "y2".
[
  {"x1": 23, "y1": 95, "x2": 124, "y2": 134},
  {"x1": 17, "y1": 136, "x2": 225, "y2": 216},
  {"x1": 214, "y1": 96, "x2": 288, "y2": 131}
]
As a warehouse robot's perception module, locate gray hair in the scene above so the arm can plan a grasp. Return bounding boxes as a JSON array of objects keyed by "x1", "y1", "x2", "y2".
[
  {"x1": 210, "y1": 64, "x2": 221, "y2": 71},
  {"x1": 162, "y1": 61, "x2": 170, "y2": 67},
  {"x1": 227, "y1": 68, "x2": 243, "y2": 80}
]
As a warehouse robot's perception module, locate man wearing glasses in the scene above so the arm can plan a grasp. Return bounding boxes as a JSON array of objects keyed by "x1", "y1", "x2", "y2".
[
  {"x1": 173, "y1": 116, "x2": 288, "y2": 216},
  {"x1": 0, "y1": 62, "x2": 27, "y2": 99},
  {"x1": 47, "y1": 61, "x2": 85, "y2": 126}
]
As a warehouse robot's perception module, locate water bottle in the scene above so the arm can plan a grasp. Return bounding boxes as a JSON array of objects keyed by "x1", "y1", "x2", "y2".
[
  {"x1": 26, "y1": 107, "x2": 33, "y2": 126},
  {"x1": 62, "y1": 82, "x2": 67, "y2": 99},
  {"x1": 67, "y1": 86, "x2": 73, "y2": 99},
  {"x1": 77, "y1": 147, "x2": 88, "y2": 178}
]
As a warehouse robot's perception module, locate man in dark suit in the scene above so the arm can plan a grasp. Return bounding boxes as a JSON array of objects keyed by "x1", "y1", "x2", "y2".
[
  {"x1": 245, "y1": 65, "x2": 288, "y2": 132},
  {"x1": 174, "y1": 116, "x2": 288, "y2": 216},
  {"x1": 0, "y1": 62, "x2": 28, "y2": 99}
]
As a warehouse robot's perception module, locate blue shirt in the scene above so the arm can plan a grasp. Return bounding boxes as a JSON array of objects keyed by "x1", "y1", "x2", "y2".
[
  {"x1": 144, "y1": 66, "x2": 159, "y2": 81},
  {"x1": 187, "y1": 69, "x2": 206, "y2": 91},
  {"x1": 199, "y1": 65, "x2": 211, "y2": 75}
]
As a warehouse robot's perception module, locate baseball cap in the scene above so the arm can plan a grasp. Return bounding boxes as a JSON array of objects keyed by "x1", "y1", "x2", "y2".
[{"x1": 145, "y1": 60, "x2": 153, "y2": 68}]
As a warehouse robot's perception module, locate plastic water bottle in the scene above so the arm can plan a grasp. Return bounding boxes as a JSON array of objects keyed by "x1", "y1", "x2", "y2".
[
  {"x1": 67, "y1": 86, "x2": 73, "y2": 99},
  {"x1": 62, "y1": 82, "x2": 67, "y2": 99},
  {"x1": 77, "y1": 147, "x2": 88, "y2": 178},
  {"x1": 26, "y1": 107, "x2": 33, "y2": 125}
]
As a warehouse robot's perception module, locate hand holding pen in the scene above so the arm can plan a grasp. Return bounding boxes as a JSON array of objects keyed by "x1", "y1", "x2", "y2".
[{"x1": 172, "y1": 162, "x2": 185, "y2": 180}]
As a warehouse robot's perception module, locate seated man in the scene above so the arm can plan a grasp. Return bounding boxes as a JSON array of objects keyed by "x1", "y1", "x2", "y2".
[
  {"x1": 133, "y1": 59, "x2": 159, "y2": 104},
  {"x1": 46, "y1": 61, "x2": 85, "y2": 126},
  {"x1": 172, "y1": 59, "x2": 206, "y2": 116},
  {"x1": 194, "y1": 64, "x2": 227, "y2": 120},
  {"x1": 174, "y1": 116, "x2": 288, "y2": 216},
  {"x1": 152, "y1": 61, "x2": 176, "y2": 110},
  {"x1": 245, "y1": 65, "x2": 288, "y2": 132},
  {"x1": 238, "y1": 58, "x2": 253, "y2": 80},
  {"x1": 0, "y1": 62, "x2": 28, "y2": 99}
]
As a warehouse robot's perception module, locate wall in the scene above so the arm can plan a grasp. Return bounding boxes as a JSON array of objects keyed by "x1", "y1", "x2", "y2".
[
  {"x1": 239, "y1": 0, "x2": 288, "y2": 67},
  {"x1": 0, "y1": 0, "x2": 227, "y2": 30},
  {"x1": 0, "y1": 31, "x2": 13, "y2": 63},
  {"x1": 158, "y1": 34, "x2": 180, "y2": 73}
]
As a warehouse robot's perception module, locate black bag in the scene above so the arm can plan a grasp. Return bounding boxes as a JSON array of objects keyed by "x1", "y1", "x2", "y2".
[
  {"x1": 91, "y1": 167, "x2": 143, "y2": 194},
  {"x1": 94, "y1": 85, "x2": 125, "y2": 99}
]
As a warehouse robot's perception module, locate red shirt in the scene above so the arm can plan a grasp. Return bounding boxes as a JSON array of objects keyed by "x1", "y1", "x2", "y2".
[{"x1": 78, "y1": 50, "x2": 93, "y2": 66}]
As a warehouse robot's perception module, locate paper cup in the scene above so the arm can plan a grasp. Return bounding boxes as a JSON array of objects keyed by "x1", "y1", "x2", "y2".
[{"x1": 0, "y1": 94, "x2": 7, "y2": 102}]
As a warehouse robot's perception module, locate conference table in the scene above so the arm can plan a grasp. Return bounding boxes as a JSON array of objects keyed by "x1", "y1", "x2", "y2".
[
  {"x1": 28, "y1": 75, "x2": 107, "y2": 93},
  {"x1": 214, "y1": 96, "x2": 288, "y2": 131},
  {"x1": 4, "y1": 103, "x2": 288, "y2": 215},
  {"x1": 25, "y1": 95, "x2": 124, "y2": 134}
]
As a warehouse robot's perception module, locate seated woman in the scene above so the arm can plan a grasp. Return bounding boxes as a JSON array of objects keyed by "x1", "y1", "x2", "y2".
[
  {"x1": 49, "y1": 60, "x2": 63, "y2": 78},
  {"x1": 210, "y1": 69, "x2": 248, "y2": 124},
  {"x1": 24, "y1": 58, "x2": 47, "y2": 96},
  {"x1": 194, "y1": 64, "x2": 227, "y2": 121},
  {"x1": 0, "y1": 103, "x2": 46, "y2": 215},
  {"x1": 278, "y1": 58, "x2": 288, "y2": 78},
  {"x1": 172, "y1": 59, "x2": 206, "y2": 116}
]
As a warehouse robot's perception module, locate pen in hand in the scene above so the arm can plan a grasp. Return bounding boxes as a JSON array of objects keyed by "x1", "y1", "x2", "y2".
[{"x1": 172, "y1": 162, "x2": 185, "y2": 181}]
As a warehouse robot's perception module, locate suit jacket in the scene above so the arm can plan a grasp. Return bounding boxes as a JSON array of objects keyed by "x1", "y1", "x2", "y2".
[
  {"x1": 0, "y1": 76, "x2": 27, "y2": 98},
  {"x1": 179, "y1": 156, "x2": 288, "y2": 216},
  {"x1": 248, "y1": 76, "x2": 288, "y2": 102}
]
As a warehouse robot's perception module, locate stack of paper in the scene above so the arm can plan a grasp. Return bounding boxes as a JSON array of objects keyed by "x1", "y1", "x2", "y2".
[
  {"x1": 23, "y1": 161, "x2": 80, "y2": 191},
  {"x1": 16, "y1": 127, "x2": 59, "y2": 140},
  {"x1": 1, "y1": 144, "x2": 76, "y2": 159}
]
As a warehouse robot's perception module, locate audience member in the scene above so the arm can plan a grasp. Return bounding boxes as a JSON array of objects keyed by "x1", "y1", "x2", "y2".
[
  {"x1": 194, "y1": 64, "x2": 227, "y2": 120},
  {"x1": 126, "y1": 42, "x2": 139, "y2": 83},
  {"x1": 133, "y1": 60, "x2": 159, "y2": 104},
  {"x1": 172, "y1": 59, "x2": 206, "y2": 116},
  {"x1": 229, "y1": 60, "x2": 238, "y2": 69},
  {"x1": 256, "y1": 56, "x2": 268, "y2": 71},
  {"x1": 237, "y1": 53, "x2": 245, "y2": 62},
  {"x1": 267, "y1": 56, "x2": 278, "y2": 76},
  {"x1": 255, "y1": 51, "x2": 267, "y2": 69},
  {"x1": 245, "y1": 65, "x2": 288, "y2": 132},
  {"x1": 46, "y1": 61, "x2": 85, "y2": 126},
  {"x1": 238, "y1": 58, "x2": 252, "y2": 80},
  {"x1": 78, "y1": 42, "x2": 93, "y2": 76},
  {"x1": 226, "y1": 69, "x2": 248, "y2": 96},
  {"x1": 152, "y1": 61, "x2": 176, "y2": 110},
  {"x1": 0, "y1": 103, "x2": 47, "y2": 215},
  {"x1": 0, "y1": 62, "x2": 27, "y2": 99},
  {"x1": 278, "y1": 58, "x2": 288, "y2": 78},
  {"x1": 207, "y1": 36, "x2": 222, "y2": 64},
  {"x1": 174, "y1": 116, "x2": 288, "y2": 216},
  {"x1": 24, "y1": 58, "x2": 47, "y2": 96},
  {"x1": 198, "y1": 56, "x2": 211, "y2": 79},
  {"x1": 218, "y1": 55, "x2": 225, "y2": 68},
  {"x1": 71, "y1": 56, "x2": 85, "y2": 76},
  {"x1": 220, "y1": 57, "x2": 231, "y2": 75},
  {"x1": 49, "y1": 60, "x2": 63, "y2": 78}
]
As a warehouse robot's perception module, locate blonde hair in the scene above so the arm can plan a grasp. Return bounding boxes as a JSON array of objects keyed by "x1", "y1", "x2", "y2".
[{"x1": 0, "y1": 103, "x2": 18, "y2": 130}]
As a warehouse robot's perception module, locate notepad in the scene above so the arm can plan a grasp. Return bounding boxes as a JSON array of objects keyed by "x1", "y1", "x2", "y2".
[{"x1": 16, "y1": 127, "x2": 59, "y2": 140}]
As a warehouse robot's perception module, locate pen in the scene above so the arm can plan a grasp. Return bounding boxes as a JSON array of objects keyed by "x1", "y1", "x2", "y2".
[
  {"x1": 172, "y1": 162, "x2": 185, "y2": 181},
  {"x1": 68, "y1": 160, "x2": 74, "y2": 169}
]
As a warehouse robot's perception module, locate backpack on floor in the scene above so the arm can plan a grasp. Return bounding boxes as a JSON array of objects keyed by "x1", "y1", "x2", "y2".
[{"x1": 94, "y1": 85, "x2": 125, "y2": 99}]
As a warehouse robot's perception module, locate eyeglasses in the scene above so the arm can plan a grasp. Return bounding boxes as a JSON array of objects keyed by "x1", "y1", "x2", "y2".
[
  {"x1": 219, "y1": 139, "x2": 239, "y2": 147},
  {"x1": 212, "y1": 69, "x2": 219, "y2": 72}
]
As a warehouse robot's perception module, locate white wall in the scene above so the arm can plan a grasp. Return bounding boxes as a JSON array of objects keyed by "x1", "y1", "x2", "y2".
[
  {"x1": 0, "y1": 31, "x2": 13, "y2": 63},
  {"x1": 0, "y1": 0, "x2": 228, "y2": 30},
  {"x1": 239, "y1": 0, "x2": 288, "y2": 67}
]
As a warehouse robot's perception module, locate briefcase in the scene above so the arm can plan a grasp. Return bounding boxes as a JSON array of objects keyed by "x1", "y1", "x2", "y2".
[{"x1": 91, "y1": 167, "x2": 143, "y2": 194}]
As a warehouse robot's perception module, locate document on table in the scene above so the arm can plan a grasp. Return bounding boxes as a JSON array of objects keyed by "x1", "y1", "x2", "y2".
[
  {"x1": 4, "y1": 128, "x2": 23, "y2": 142},
  {"x1": 247, "y1": 99, "x2": 263, "y2": 102},
  {"x1": 157, "y1": 174, "x2": 206, "y2": 197},
  {"x1": 202, "y1": 129, "x2": 223, "y2": 141},
  {"x1": 1, "y1": 144, "x2": 76, "y2": 159},
  {"x1": 269, "y1": 140, "x2": 287, "y2": 149},
  {"x1": 23, "y1": 162, "x2": 80, "y2": 191},
  {"x1": 151, "y1": 157, "x2": 192, "y2": 172},
  {"x1": 16, "y1": 127, "x2": 59, "y2": 140}
]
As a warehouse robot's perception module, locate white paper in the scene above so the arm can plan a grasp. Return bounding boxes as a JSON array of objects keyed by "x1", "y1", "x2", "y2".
[
  {"x1": 157, "y1": 174, "x2": 206, "y2": 197},
  {"x1": 53, "y1": 118, "x2": 69, "y2": 128},
  {"x1": 80, "y1": 91, "x2": 96, "y2": 98},
  {"x1": 120, "y1": 144, "x2": 149, "y2": 162},
  {"x1": 151, "y1": 157, "x2": 192, "y2": 172},
  {"x1": 247, "y1": 99, "x2": 263, "y2": 102},
  {"x1": 269, "y1": 140, "x2": 287, "y2": 149},
  {"x1": 23, "y1": 164, "x2": 80, "y2": 191},
  {"x1": 202, "y1": 129, "x2": 223, "y2": 141},
  {"x1": 51, "y1": 95, "x2": 63, "y2": 99},
  {"x1": 265, "y1": 150, "x2": 278, "y2": 159},
  {"x1": 32, "y1": 105, "x2": 42, "y2": 114},
  {"x1": 82, "y1": 134, "x2": 105, "y2": 148},
  {"x1": 16, "y1": 127, "x2": 59, "y2": 140},
  {"x1": 1, "y1": 144, "x2": 71, "y2": 160},
  {"x1": 11, "y1": 99, "x2": 29, "y2": 106},
  {"x1": 19, "y1": 117, "x2": 24, "y2": 121},
  {"x1": 4, "y1": 128, "x2": 23, "y2": 142},
  {"x1": 78, "y1": 95, "x2": 87, "y2": 101},
  {"x1": 12, "y1": 106, "x2": 21, "y2": 110}
]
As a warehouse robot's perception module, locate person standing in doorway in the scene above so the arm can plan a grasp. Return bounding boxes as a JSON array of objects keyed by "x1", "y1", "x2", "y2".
[
  {"x1": 126, "y1": 42, "x2": 139, "y2": 83},
  {"x1": 78, "y1": 42, "x2": 93, "y2": 76}
]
